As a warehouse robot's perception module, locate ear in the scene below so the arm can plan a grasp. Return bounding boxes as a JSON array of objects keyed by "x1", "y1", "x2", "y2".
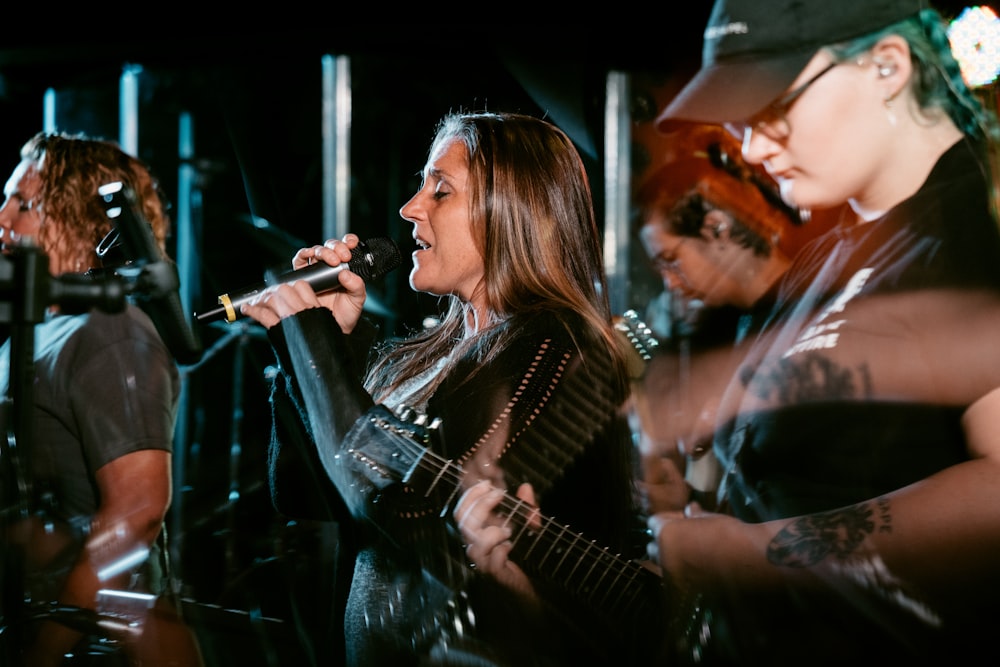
[
  {"x1": 701, "y1": 209, "x2": 733, "y2": 243},
  {"x1": 869, "y1": 35, "x2": 912, "y2": 102}
]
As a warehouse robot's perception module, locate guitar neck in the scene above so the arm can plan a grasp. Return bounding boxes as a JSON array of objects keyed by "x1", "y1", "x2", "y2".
[
  {"x1": 497, "y1": 495, "x2": 660, "y2": 621},
  {"x1": 413, "y1": 451, "x2": 659, "y2": 621}
]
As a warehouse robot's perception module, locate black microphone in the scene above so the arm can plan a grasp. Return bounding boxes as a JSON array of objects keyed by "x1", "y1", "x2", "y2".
[
  {"x1": 98, "y1": 181, "x2": 204, "y2": 366},
  {"x1": 195, "y1": 236, "x2": 403, "y2": 324}
]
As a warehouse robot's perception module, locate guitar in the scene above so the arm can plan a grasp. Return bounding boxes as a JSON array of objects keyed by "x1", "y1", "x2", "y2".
[
  {"x1": 614, "y1": 310, "x2": 716, "y2": 664},
  {"x1": 349, "y1": 405, "x2": 666, "y2": 651}
]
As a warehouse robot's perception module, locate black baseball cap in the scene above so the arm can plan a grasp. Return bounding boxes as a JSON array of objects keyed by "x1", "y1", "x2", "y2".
[{"x1": 656, "y1": 0, "x2": 927, "y2": 128}]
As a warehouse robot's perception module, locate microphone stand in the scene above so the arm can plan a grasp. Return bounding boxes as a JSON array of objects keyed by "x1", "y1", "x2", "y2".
[
  {"x1": 179, "y1": 320, "x2": 269, "y2": 585},
  {"x1": 0, "y1": 246, "x2": 42, "y2": 666}
]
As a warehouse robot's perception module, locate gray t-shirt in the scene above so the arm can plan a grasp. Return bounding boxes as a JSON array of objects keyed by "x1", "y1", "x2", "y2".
[{"x1": 0, "y1": 303, "x2": 179, "y2": 597}]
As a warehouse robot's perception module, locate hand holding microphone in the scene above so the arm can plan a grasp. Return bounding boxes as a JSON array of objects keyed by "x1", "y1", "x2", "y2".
[{"x1": 195, "y1": 236, "x2": 402, "y2": 325}]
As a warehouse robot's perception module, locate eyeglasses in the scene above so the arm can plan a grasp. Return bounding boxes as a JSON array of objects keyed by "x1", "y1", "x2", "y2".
[
  {"x1": 724, "y1": 61, "x2": 838, "y2": 142},
  {"x1": 650, "y1": 238, "x2": 687, "y2": 274}
]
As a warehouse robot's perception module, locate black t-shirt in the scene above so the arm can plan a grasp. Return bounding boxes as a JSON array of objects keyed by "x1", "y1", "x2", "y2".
[{"x1": 705, "y1": 139, "x2": 1000, "y2": 664}]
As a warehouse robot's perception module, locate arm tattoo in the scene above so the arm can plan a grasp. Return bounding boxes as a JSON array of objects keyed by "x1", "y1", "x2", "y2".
[{"x1": 766, "y1": 498, "x2": 891, "y2": 567}]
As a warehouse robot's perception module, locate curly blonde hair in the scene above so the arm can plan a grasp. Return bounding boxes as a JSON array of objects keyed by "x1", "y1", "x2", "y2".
[{"x1": 21, "y1": 132, "x2": 171, "y2": 273}]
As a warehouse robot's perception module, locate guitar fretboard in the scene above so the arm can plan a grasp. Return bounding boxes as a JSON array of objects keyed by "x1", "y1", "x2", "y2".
[{"x1": 358, "y1": 418, "x2": 661, "y2": 624}]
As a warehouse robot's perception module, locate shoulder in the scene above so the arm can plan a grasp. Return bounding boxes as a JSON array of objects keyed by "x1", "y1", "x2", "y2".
[
  {"x1": 45, "y1": 305, "x2": 172, "y2": 365},
  {"x1": 506, "y1": 308, "x2": 593, "y2": 344},
  {"x1": 504, "y1": 308, "x2": 622, "y2": 382},
  {"x1": 84, "y1": 305, "x2": 166, "y2": 345}
]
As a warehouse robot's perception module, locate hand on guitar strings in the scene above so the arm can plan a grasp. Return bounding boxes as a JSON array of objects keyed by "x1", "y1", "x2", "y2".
[{"x1": 454, "y1": 479, "x2": 541, "y2": 601}]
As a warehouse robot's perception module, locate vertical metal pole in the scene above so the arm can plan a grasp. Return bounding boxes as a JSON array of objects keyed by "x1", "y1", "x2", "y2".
[
  {"x1": 322, "y1": 55, "x2": 352, "y2": 241},
  {"x1": 119, "y1": 65, "x2": 141, "y2": 156},
  {"x1": 43, "y1": 89, "x2": 57, "y2": 133},
  {"x1": 603, "y1": 70, "x2": 632, "y2": 316},
  {"x1": 177, "y1": 113, "x2": 199, "y2": 341},
  {"x1": 171, "y1": 111, "x2": 199, "y2": 576}
]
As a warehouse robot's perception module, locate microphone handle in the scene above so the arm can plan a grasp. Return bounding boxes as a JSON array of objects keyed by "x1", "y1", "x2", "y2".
[
  {"x1": 197, "y1": 262, "x2": 349, "y2": 324},
  {"x1": 197, "y1": 236, "x2": 402, "y2": 324}
]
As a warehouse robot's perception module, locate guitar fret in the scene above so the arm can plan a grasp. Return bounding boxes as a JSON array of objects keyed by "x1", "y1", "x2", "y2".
[
  {"x1": 575, "y1": 540, "x2": 611, "y2": 600},
  {"x1": 422, "y1": 458, "x2": 455, "y2": 496},
  {"x1": 557, "y1": 530, "x2": 585, "y2": 589},
  {"x1": 506, "y1": 499, "x2": 534, "y2": 552},
  {"x1": 535, "y1": 521, "x2": 567, "y2": 572},
  {"x1": 496, "y1": 479, "x2": 657, "y2": 619}
]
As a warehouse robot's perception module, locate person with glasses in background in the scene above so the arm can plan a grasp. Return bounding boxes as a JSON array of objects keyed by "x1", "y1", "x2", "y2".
[
  {"x1": 629, "y1": 123, "x2": 834, "y2": 520},
  {"x1": 457, "y1": 0, "x2": 1000, "y2": 664}
]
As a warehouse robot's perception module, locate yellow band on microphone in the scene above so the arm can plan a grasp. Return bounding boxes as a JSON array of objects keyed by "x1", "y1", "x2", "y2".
[{"x1": 219, "y1": 294, "x2": 236, "y2": 323}]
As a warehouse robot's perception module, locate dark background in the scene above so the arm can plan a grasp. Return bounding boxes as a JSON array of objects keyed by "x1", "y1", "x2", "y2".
[{"x1": 0, "y1": 7, "x2": 989, "y2": 664}]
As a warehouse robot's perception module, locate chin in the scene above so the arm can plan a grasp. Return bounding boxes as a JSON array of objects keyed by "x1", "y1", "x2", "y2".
[
  {"x1": 410, "y1": 271, "x2": 436, "y2": 295},
  {"x1": 778, "y1": 179, "x2": 799, "y2": 209}
]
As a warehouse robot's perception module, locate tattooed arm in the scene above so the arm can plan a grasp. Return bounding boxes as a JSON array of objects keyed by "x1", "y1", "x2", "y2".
[{"x1": 647, "y1": 418, "x2": 1000, "y2": 601}]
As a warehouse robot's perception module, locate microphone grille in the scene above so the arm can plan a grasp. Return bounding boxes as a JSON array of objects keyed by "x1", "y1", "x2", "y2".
[{"x1": 349, "y1": 237, "x2": 403, "y2": 281}]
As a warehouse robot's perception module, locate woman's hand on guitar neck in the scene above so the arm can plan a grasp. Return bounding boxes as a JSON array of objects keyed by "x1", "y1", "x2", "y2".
[{"x1": 454, "y1": 480, "x2": 540, "y2": 602}]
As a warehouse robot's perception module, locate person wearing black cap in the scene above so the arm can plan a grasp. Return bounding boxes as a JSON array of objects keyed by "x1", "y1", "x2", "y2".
[{"x1": 635, "y1": 0, "x2": 1000, "y2": 664}]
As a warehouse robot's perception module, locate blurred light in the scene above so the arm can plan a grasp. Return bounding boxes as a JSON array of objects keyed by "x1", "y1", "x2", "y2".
[
  {"x1": 948, "y1": 5, "x2": 1000, "y2": 87},
  {"x1": 96, "y1": 546, "x2": 150, "y2": 581}
]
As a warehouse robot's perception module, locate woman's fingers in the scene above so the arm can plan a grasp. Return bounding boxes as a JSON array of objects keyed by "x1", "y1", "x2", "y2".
[
  {"x1": 293, "y1": 233, "x2": 359, "y2": 269},
  {"x1": 454, "y1": 480, "x2": 515, "y2": 572}
]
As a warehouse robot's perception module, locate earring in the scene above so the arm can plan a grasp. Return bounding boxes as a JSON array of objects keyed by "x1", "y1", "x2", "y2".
[{"x1": 873, "y1": 58, "x2": 896, "y2": 78}]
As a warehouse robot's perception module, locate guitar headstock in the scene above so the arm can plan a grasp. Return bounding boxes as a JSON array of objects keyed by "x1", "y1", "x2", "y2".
[
  {"x1": 614, "y1": 309, "x2": 660, "y2": 379},
  {"x1": 348, "y1": 404, "x2": 442, "y2": 489}
]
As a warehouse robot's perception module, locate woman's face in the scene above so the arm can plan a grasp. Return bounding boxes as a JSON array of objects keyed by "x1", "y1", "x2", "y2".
[
  {"x1": 399, "y1": 138, "x2": 486, "y2": 309},
  {"x1": 740, "y1": 51, "x2": 889, "y2": 213},
  {"x1": 0, "y1": 159, "x2": 42, "y2": 255}
]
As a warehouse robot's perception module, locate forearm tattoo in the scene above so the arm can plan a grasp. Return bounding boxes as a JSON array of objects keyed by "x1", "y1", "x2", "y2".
[
  {"x1": 765, "y1": 497, "x2": 938, "y2": 622},
  {"x1": 766, "y1": 497, "x2": 891, "y2": 567}
]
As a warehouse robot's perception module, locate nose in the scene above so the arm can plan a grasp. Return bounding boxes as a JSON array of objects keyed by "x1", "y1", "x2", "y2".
[
  {"x1": 741, "y1": 128, "x2": 778, "y2": 166},
  {"x1": 399, "y1": 192, "x2": 421, "y2": 223},
  {"x1": 661, "y1": 270, "x2": 683, "y2": 291}
]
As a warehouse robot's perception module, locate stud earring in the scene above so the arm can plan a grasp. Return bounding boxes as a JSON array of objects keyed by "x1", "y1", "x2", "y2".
[{"x1": 873, "y1": 59, "x2": 896, "y2": 78}]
